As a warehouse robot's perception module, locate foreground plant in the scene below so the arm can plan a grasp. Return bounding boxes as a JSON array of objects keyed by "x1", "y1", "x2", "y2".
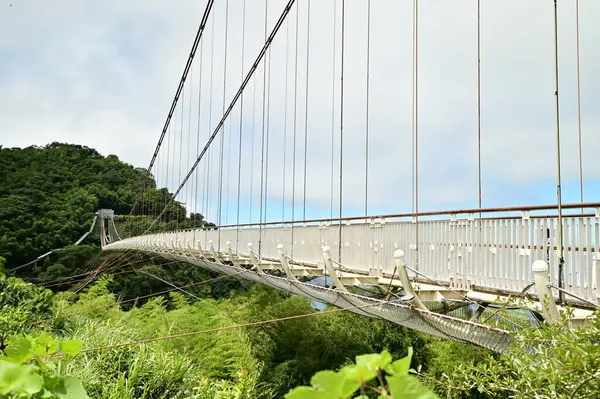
[
  {"x1": 285, "y1": 348, "x2": 438, "y2": 399},
  {"x1": 444, "y1": 310, "x2": 600, "y2": 399},
  {"x1": 0, "y1": 333, "x2": 88, "y2": 398}
]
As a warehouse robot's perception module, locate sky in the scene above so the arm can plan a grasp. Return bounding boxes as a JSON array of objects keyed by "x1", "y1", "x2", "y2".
[{"x1": 1, "y1": 0, "x2": 599, "y2": 224}]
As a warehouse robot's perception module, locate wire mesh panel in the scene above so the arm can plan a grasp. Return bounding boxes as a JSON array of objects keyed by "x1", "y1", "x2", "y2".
[{"x1": 102, "y1": 243, "x2": 514, "y2": 353}]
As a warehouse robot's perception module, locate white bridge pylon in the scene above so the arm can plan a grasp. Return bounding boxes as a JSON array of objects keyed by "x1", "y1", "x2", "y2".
[{"x1": 102, "y1": 203, "x2": 599, "y2": 352}]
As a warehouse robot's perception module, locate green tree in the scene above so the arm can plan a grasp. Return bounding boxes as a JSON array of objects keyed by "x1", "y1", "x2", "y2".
[
  {"x1": 445, "y1": 310, "x2": 600, "y2": 398},
  {"x1": 0, "y1": 273, "x2": 53, "y2": 350},
  {"x1": 0, "y1": 143, "x2": 209, "y2": 281}
]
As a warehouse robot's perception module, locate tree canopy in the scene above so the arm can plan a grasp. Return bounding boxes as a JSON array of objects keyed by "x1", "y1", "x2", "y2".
[{"x1": 0, "y1": 143, "x2": 188, "y2": 270}]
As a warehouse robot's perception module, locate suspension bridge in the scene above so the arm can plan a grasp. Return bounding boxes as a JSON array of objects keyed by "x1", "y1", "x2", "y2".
[{"x1": 36, "y1": 0, "x2": 600, "y2": 353}]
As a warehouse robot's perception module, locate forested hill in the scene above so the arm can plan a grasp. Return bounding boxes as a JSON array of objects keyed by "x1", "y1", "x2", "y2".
[{"x1": 0, "y1": 142, "x2": 155, "y2": 269}]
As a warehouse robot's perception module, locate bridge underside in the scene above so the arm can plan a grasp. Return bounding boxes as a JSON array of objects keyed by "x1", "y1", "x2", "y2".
[
  {"x1": 100, "y1": 212, "x2": 600, "y2": 352},
  {"x1": 101, "y1": 243, "x2": 513, "y2": 353}
]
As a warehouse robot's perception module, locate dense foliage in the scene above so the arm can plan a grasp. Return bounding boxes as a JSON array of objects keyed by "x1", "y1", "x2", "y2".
[
  {"x1": 2, "y1": 142, "x2": 598, "y2": 398},
  {"x1": 0, "y1": 334, "x2": 87, "y2": 398},
  {"x1": 0, "y1": 143, "x2": 187, "y2": 270},
  {"x1": 0, "y1": 272, "x2": 444, "y2": 398}
]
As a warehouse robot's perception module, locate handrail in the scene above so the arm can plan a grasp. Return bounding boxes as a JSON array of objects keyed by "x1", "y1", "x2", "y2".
[{"x1": 207, "y1": 202, "x2": 600, "y2": 230}]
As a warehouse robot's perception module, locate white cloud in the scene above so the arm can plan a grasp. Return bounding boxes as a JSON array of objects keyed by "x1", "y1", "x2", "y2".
[{"x1": 1, "y1": 0, "x2": 599, "y2": 224}]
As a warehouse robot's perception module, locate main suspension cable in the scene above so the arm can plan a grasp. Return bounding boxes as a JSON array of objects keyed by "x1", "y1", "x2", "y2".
[
  {"x1": 130, "y1": 0, "x2": 215, "y2": 216},
  {"x1": 146, "y1": 0, "x2": 298, "y2": 234}
]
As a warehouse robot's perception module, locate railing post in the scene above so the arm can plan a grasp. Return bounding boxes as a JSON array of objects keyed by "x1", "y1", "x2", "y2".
[{"x1": 532, "y1": 260, "x2": 560, "y2": 323}]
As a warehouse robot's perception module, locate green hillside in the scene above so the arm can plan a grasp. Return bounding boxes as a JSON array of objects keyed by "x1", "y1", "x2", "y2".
[{"x1": 0, "y1": 142, "x2": 181, "y2": 270}]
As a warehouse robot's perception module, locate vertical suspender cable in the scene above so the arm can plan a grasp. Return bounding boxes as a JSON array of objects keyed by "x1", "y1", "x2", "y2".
[
  {"x1": 302, "y1": 0, "x2": 311, "y2": 220},
  {"x1": 187, "y1": 66, "x2": 194, "y2": 227},
  {"x1": 172, "y1": 105, "x2": 178, "y2": 223},
  {"x1": 365, "y1": 0, "x2": 371, "y2": 217},
  {"x1": 553, "y1": 0, "x2": 565, "y2": 304},
  {"x1": 264, "y1": 48, "x2": 272, "y2": 224},
  {"x1": 178, "y1": 86, "x2": 185, "y2": 229},
  {"x1": 291, "y1": 4, "x2": 300, "y2": 256},
  {"x1": 282, "y1": 17, "x2": 290, "y2": 222},
  {"x1": 146, "y1": 0, "x2": 298, "y2": 234},
  {"x1": 413, "y1": 0, "x2": 420, "y2": 272},
  {"x1": 195, "y1": 41, "x2": 204, "y2": 237},
  {"x1": 477, "y1": 0, "x2": 482, "y2": 212},
  {"x1": 249, "y1": 76, "x2": 256, "y2": 223},
  {"x1": 205, "y1": 13, "x2": 216, "y2": 224},
  {"x1": 217, "y1": 0, "x2": 230, "y2": 249},
  {"x1": 129, "y1": 0, "x2": 215, "y2": 222},
  {"x1": 575, "y1": 0, "x2": 584, "y2": 209},
  {"x1": 155, "y1": 151, "x2": 162, "y2": 234},
  {"x1": 164, "y1": 125, "x2": 171, "y2": 230},
  {"x1": 338, "y1": 0, "x2": 346, "y2": 262},
  {"x1": 258, "y1": 0, "x2": 268, "y2": 255},
  {"x1": 330, "y1": 1, "x2": 337, "y2": 220},
  {"x1": 411, "y1": 4, "x2": 415, "y2": 219},
  {"x1": 225, "y1": 120, "x2": 232, "y2": 224},
  {"x1": 236, "y1": 0, "x2": 247, "y2": 250}
]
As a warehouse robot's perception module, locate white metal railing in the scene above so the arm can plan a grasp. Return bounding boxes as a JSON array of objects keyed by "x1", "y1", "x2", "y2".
[{"x1": 107, "y1": 209, "x2": 600, "y2": 306}]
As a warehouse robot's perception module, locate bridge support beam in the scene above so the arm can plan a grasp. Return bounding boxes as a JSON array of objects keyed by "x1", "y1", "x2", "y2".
[
  {"x1": 322, "y1": 246, "x2": 348, "y2": 292},
  {"x1": 532, "y1": 260, "x2": 560, "y2": 323},
  {"x1": 394, "y1": 250, "x2": 428, "y2": 311},
  {"x1": 247, "y1": 243, "x2": 266, "y2": 273},
  {"x1": 227, "y1": 241, "x2": 243, "y2": 269},
  {"x1": 277, "y1": 244, "x2": 299, "y2": 282}
]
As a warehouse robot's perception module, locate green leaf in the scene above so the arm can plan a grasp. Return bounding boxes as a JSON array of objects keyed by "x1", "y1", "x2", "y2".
[
  {"x1": 387, "y1": 374, "x2": 439, "y2": 399},
  {"x1": 356, "y1": 350, "x2": 393, "y2": 371},
  {"x1": 285, "y1": 386, "x2": 325, "y2": 399},
  {"x1": 4, "y1": 336, "x2": 32, "y2": 364},
  {"x1": 0, "y1": 360, "x2": 43, "y2": 395},
  {"x1": 311, "y1": 370, "x2": 360, "y2": 398},
  {"x1": 32, "y1": 333, "x2": 59, "y2": 356},
  {"x1": 60, "y1": 340, "x2": 83, "y2": 357},
  {"x1": 385, "y1": 347, "x2": 413, "y2": 376},
  {"x1": 339, "y1": 364, "x2": 377, "y2": 384},
  {"x1": 19, "y1": 372, "x2": 44, "y2": 395},
  {"x1": 54, "y1": 376, "x2": 89, "y2": 399}
]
